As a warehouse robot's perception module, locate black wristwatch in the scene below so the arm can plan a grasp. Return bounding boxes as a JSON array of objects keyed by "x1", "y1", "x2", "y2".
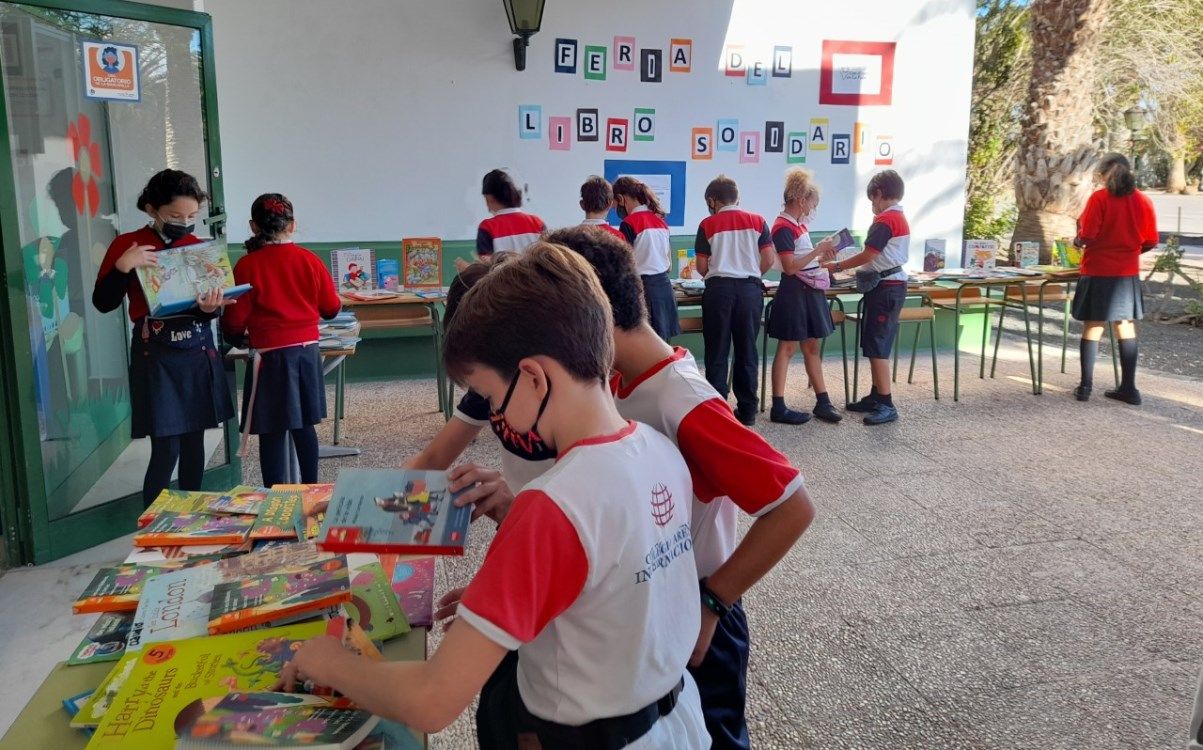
[{"x1": 699, "y1": 578, "x2": 730, "y2": 619}]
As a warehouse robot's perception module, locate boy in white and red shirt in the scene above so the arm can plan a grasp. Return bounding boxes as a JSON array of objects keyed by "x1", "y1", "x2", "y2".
[
  {"x1": 694, "y1": 176, "x2": 776, "y2": 426},
  {"x1": 280, "y1": 243, "x2": 709, "y2": 749},
  {"x1": 475, "y1": 169, "x2": 546, "y2": 258},
  {"x1": 579, "y1": 175, "x2": 627, "y2": 241},
  {"x1": 822, "y1": 170, "x2": 911, "y2": 425}
]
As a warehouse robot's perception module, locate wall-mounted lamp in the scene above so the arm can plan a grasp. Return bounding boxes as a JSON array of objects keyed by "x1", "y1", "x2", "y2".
[{"x1": 502, "y1": 0, "x2": 546, "y2": 71}]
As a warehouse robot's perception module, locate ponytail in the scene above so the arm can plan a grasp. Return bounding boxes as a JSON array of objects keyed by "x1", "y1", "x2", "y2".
[
  {"x1": 612, "y1": 176, "x2": 666, "y2": 218},
  {"x1": 1098, "y1": 152, "x2": 1136, "y2": 197},
  {"x1": 245, "y1": 193, "x2": 295, "y2": 251}
]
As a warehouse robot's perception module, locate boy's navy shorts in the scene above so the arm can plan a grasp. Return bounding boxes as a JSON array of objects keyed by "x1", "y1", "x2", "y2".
[{"x1": 860, "y1": 281, "x2": 908, "y2": 359}]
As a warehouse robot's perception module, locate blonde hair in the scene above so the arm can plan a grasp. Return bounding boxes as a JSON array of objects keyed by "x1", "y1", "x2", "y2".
[{"x1": 783, "y1": 168, "x2": 820, "y2": 206}]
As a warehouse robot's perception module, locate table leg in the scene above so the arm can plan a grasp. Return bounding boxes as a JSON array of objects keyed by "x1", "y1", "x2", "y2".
[
  {"x1": 1061, "y1": 281, "x2": 1072, "y2": 374},
  {"x1": 759, "y1": 301, "x2": 771, "y2": 413},
  {"x1": 979, "y1": 288, "x2": 991, "y2": 380},
  {"x1": 319, "y1": 353, "x2": 360, "y2": 460},
  {"x1": 990, "y1": 296, "x2": 1006, "y2": 379},
  {"x1": 1020, "y1": 286, "x2": 1037, "y2": 394},
  {"x1": 852, "y1": 296, "x2": 864, "y2": 402},
  {"x1": 1037, "y1": 283, "x2": 1047, "y2": 395},
  {"x1": 908, "y1": 323, "x2": 920, "y2": 384},
  {"x1": 836, "y1": 298, "x2": 850, "y2": 405},
  {"x1": 954, "y1": 286, "x2": 963, "y2": 401}
]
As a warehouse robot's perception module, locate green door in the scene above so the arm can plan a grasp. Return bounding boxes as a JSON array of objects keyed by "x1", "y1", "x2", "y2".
[{"x1": 0, "y1": 0, "x2": 237, "y2": 565}]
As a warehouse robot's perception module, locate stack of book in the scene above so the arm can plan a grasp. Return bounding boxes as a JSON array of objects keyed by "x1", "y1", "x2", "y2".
[{"x1": 319, "y1": 311, "x2": 361, "y2": 351}]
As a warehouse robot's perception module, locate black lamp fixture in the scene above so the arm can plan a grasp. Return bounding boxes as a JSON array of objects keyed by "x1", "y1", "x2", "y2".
[{"x1": 502, "y1": 0, "x2": 545, "y2": 71}]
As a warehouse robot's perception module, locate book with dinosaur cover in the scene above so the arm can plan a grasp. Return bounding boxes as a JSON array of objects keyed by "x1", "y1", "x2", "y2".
[
  {"x1": 138, "y1": 489, "x2": 224, "y2": 528},
  {"x1": 208, "y1": 556, "x2": 352, "y2": 635},
  {"x1": 69, "y1": 612, "x2": 134, "y2": 665},
  {"x1": 135, "y1": 240, "x2": 251, "y2": 317},
  {"x1": 134, "y1": 511, "x2": 254, "y2": 548},
  {"x1": 78, "y1": 621, "x2": 328, "y2": 744},
  {"x1": 317, "y1": 469, "x2": 471, "y2": 556},
  {"x1": 173, "y1": 692, "x2": 378, "y2": 749}
]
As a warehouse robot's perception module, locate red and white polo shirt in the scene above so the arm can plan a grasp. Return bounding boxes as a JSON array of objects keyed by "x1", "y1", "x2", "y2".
[
  {"x1": 864, "y1": 205, "x2": 910, "y2": 281},
  {"x1": 695, "y1": 205, "x2": 773, "y2": 279},
  {"x1": 771, "y1": 212, "x2": 818, "y2": 273},
  {"x1": 581, "y1": 218, "x2": 627, "y2": 242},
  {"x1": 476, "y1": 208, "x2": 546, "y2": 257},
  {"x1": 611, "y1": 348, "x2": 804, "y2": 578},
  {"x1": 458, "y1": 422, "x2": 708, "y2": 746},
  {"x1": 619, "y1": 205, "x2": 672, "y2": 276}
]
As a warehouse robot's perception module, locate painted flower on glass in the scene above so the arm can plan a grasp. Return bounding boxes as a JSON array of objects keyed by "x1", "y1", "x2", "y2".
[{"x1": 66, "y1": 114, "x2": 102, "y2": 217}]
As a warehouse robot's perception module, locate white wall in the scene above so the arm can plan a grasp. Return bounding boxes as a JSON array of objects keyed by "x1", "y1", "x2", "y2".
[{"x1": 206, "y1": 0, "x2": 975, "y2": 257}]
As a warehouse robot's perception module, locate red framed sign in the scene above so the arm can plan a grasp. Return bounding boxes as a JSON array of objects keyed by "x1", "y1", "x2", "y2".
[{"x1": 819, "y1": 40, "x2": 896, "y2": 106}]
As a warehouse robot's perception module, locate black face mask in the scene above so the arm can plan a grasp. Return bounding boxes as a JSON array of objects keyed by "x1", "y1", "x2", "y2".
[
  {"x1": 160, "y1": 220, "x2": 194, "y2": 243},
  {"x1": 489, "y1": 370, "x2": 556, "y2": 462},
  {"x1": 615, "y1": 204, "x2": 628, "y2": 219}
]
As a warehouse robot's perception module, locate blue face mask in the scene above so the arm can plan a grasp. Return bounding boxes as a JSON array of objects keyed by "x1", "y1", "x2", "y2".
[{"x1": 489, "y1": 370, "x2": 556, "y2": 462}]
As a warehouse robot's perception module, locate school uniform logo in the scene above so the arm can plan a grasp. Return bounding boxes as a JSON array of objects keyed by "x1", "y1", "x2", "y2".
[{"x1": 650, "y1": 483, "x2": 675, "y2": 527}]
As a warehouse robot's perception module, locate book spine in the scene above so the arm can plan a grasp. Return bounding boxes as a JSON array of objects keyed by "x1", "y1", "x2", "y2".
[{"x1": 208, "y1": 591, "x2": 352, "y2": 635}]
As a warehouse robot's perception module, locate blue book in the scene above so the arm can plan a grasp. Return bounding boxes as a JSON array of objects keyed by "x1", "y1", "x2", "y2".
[
  {"x1": 318, "y1": 469, "x2": 471, "y2": 556},
  {"x1": 377, "y1": 258, "x2": 400, "y2": 291}
]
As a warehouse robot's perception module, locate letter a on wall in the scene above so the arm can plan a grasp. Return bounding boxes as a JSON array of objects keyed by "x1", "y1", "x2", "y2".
[
  {"x1": 613, "y1": 36, "x2": 635, "y2": 72},
  {"x1": 640, "y1": 49, "x2": 662, "y2": 82},
  {"x1": 739, "y1": 131, "x2": 761, "y2": 164},
  {"x1": 554, "y1": 39, "x2": 578, "y2": 74},
  {"x1": 669, "y1": 39, "x2": 692, "y2": 72},
  {"x1": 518, "y1": 105, "x2": 542, "y2": 140},
  {"x1": 787, "y1": 131, "x2": 807, "y2": 164},
  {"x1": 606, "y1": 118, "x2": 629, "y2": 152},
  {"x1": 549, "y1": 116, "x2": 571, "y2": 151},
  {"x1": 577, "y1": 108, "x2": 599, "y2": 142},
  {"x1": 692, "y1": 127, "x2": 713, "y2": 160},
  {"x1": 634, "y1": 108, "x2": 656, "y2": 142},
  {"x1": 809, "y1": 118, "x2": 829, "y2": 151}
]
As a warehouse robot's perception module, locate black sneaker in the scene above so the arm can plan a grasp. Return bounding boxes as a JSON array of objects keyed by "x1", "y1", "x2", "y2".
[
  {"x1": 735, "y1": 406, "x2": 757, "y2": 426},
  {"x1": 1104, "y1": 388, "x2": 1142, "y2": 405},
  {"x1": 770, "y1": 406, "x2": 811, "y2": 425},
  {"x1": 863, "y1": 403, "x2": 899, "y2": 425},
  {"x1": 813, "y1": 402, "x2": 843, "y2": 423},
  {"x1": 1074, "y1": 385, "x2": 1092, "y2": 402},
  {"x1": 845, "y1": 394, "x2": 879, "y2": 413}
]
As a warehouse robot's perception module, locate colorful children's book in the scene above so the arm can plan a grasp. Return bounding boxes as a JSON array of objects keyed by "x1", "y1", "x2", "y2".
[
  {"x1": 135, "y1": 240, "x2": 251, "y2": 317},
  {"x1": 1053, "y1": 236, "x2": 1082, "y2": 267},
  {"x1": 326, "y1": 615, "x2": 383, "y2": 662},
  {"x1": 376, "y1": 258, "x2": 400, "y2": 291},
  {"x1": 207, "y1": 485, "x2": 269, "y2": 515},
  {"x1": 345, "y1": 560, "x2": 409, "y2": 640},
  {"x1": 332, "y1": 247, "x2": 376, "y2": 292},
  {"x1": 251, "y1": 487, "x2": 305, "y2": 541},
  {"x1": 355, "y1": 719, "x2": 424, "y2": 750},
  {"x1": 127, "y1": 564, "x2": 224, "y2": 652},
  {"x1": 833, "y1": 228, "x2": 856, "y2": 250},
  {"x1": 79, "y1": 621, "x2": 328, "y2": 744},
  {"x1": 401, "y1": 237, "x2": 442, "y2": 289},
  {"x1": 376, "y1": 554, "x2": 435, "y2": 629},
  {"x1": 125, "y1": 543, "x2": 249, "y2": 565},
  {"x1": 1014, "y1": 241, "x2": 1040, "y2": 268},
  {"x1": 318, "y1": 469, "x2": 471, "y2": 556},
  {"x1": 73, "y1": 560, "x2": 212, "y2": 614},
  {"x1": 174, "y1": 692, "x2": 378, "y2": 749},
  {"x1": 677, "y1": 247, "x2": 697, "y2": 279},
  {"x1": 63, "y1": 689, "x2": 95, "y2": 736},
  {"x1": 138, "y1": 489, "x2": 224, "y2": 528},
  {"x1": 964, "y1": 239, "x2": 998, "y2": 269},
  {"x1": 208, "y1": 555, "x2": 352, "y2": 635},
  {"x1": 134, "y1": 511, "x2": 254, "y2": 548},
  {"x1": 218, "y1": 540, "x2": 334, "y2": 577},
  {"x1": 923, "y1": 239, "x2": 947, "y2": 272},
  {"x1": 68, "y1": 612, "x2": 134, "y2": 664}
]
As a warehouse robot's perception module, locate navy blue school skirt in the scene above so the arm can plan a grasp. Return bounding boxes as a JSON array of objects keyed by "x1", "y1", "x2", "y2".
[
  {"x1": 766, "y1": 274, "x2": 835, "y2": 342},
  {"x1": 129, "y1": 317, "x2": 235, "y2": 439},
  {"x1": 1071, "y1": 275, "x2": 1144, "y2": 322},
  {"x1": 642, "y1": 271, "x2": 682, "y2": 340},
  {"x1": 241, "y1": 344, "x2": 326, "y2": 435}
]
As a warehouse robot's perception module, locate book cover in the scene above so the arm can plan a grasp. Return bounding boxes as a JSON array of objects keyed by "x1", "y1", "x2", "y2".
[
  {"x1": 63, "y1": 689, "x2": 96, "y2": 736},
  {"x1": 317, "y1": 469, "x2": 471, "y2": 556},
  {"x1": 356, "y1": 719, "x2": 424, "y2": 750},
  {"x1": 332, "y1": 248, "x2": 375, "y2": 292},
  {"x1": 401, "y1": 238, "x2": 442, "y2": 289},
  {"x1": 138, "y1": 489, "x2": 223, "y2": 529},
  {"x1": 964, "y1": 239, "x2": 998, "y2": 269},
  {"x1": 125, "y1": 544, "x2": 249, "y2": 566},
  {"x1": 325, "y1": 615, "x2": 383, "y2": 662},
  {"x1": 677, "y1": 247, "x2": 696, "y2": 279},
  {"x1": 207, "y1": 486, "x2": 269, "y2": 516},
  {"x1": 80, "y1": 621, "x2": 328, "y2": 744},
  {"x1": 73, "y1": 560, "x2": 212, "y2": 614},
  {"x1": 1014, "y1": 241, "x2": 1040, "y2": 268},
  {"x1": 376, "y1": 258, "x2": 400, "y2": 292},
  {"x1": 923, "y1": 239, "x2": 946, "y2": 272},
  {"x1": 134, "y1": 511, "x2": 254, "y2": 548},
  {"x1": 174, "y1": 692, "x2": 378, "y2": 749},
  {"x1": 208, "y1": 556, "x2": 352, "y2": 635},
  {"x1": 69, "y1": 612, "x2": 134, "y2": 665},
  {"x1": 218, "y1": 540, "x2": 334, "y2": 578},
  {"x1": 251, "y1": 488, "x2": 305, "y2": 541},
  {"x1": 377, "y1": 555, "x2": 435, "y2": 629},
  {"x1": 345, "y1": 561, "x2": 410, "y2": 641},
  {"x1": 127, "y1": 564, "x2": 224, "y2": 653},
  {"x1": 134, "y1": 240, "x2": 248, "y2": 317},
  {"x1": 834, "y1": 228, "x2": 856, "y2": 250}
]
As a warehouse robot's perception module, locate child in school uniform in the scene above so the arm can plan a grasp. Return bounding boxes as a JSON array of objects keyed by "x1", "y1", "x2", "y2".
[
  {"x1": 475, "y1": 169, "x2": 546, "y2": 259},
  {"x1": 821, "y1": 170, "x2": 910, "y2": 425},
  {"x1": 220, "y1": 194, "x2": 341, "y2": 486},
  {"x1": 695, "y1": 176, "x2": 776, "y2": 426},
  {"x1": 280, "y1": 243, "x2": 710, "y2": 749},
  {"x1": 92, "y1": 169, "x2": 235, "y2": 506},
  {"x1": 578, "y1": 175, "x2": 626, "y2": 241},
  {"x1": 766, "y1": 168, "x2": 841, "y2": 425},
  {"x1": 613, "y1": 175, "x2": 681, "y2": 342}
]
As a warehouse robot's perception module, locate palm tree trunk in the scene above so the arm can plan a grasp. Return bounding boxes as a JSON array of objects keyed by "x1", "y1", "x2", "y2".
[{"x1": 1013, "y1": 0, "x2": 1111, "y2": 261}]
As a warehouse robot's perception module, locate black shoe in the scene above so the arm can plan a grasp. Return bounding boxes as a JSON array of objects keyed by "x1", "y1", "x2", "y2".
[
  {"x1": 1074, "y1": 385, "x2": 1092, "y2": 402},
  {"x1": 845, "y1": 394, "x2": 878, "y2": 412},
  {"x1": 863, "y1": 403, "x2": 899, "y2": 425},
  {"x1": 735, "y1": 406, "x2": 757, "y2": 426},
  {"x1": 1104, "y1": 388, "x2": 1142, "y2": 405},
  {"x1": 770, "y1": 406, "x2": 811, "y2": 425},
  {"x1": 813, "y1": 402, "x2": 843, "y2": 423}
]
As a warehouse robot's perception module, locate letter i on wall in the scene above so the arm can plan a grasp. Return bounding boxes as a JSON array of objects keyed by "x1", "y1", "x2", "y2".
[
  {"x1": 853, "y1": 121, "x2": 868, "y2": 154},
  {"x1": 692, "y1": 127, "x2": 713, "y2": 160},
  {"x1": 549, "y1": 116, "x2": 571, "y2": 151}
]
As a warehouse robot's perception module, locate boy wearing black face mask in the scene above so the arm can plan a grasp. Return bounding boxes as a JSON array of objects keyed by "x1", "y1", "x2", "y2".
[{"x1": 92, "y1": 169, "x2": 235, "y2": 506}]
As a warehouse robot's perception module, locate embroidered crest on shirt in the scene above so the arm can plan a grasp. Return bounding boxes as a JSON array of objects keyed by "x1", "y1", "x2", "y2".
[{"x1": 650, "y1": 483, "x2": 675, "y2": 527}]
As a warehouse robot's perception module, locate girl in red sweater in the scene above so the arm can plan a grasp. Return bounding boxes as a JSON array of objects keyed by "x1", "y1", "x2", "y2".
[
  {"x1": 221, "y1": 194, "x2": 341, "y2": 485},
  {"x1": 1071, "y1": 153, "x2": 1159, "y2": 404}
]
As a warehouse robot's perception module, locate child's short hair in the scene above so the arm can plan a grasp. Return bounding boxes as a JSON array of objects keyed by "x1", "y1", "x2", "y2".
[
  {"x1": 783, "y1": 168, "x2": 820, "y2": 206},
  {"x1": 580, "y1": 176, "x2": 614, "y2": 214},
  {"x1": 545, "y1": 226, "x2": 647, "y2": 331},
  {"x1": 482, "y1": 169, "x2": 523, "y2": 208},
  {"x1": 443, "y1": 242, "x2": 614, "y2": 384},
  {"x1": 137, "y1": 169, "x2": 207, "y2": 212},
  {"x1": 704, "y1": 175, "x2": 739, "y2": 205},
  {"x1": 444, "y1": 262, "x2": 491, "y2": 332},
  {"x1": 866, "y1": 170, "x2": 905, "y2": 201}
]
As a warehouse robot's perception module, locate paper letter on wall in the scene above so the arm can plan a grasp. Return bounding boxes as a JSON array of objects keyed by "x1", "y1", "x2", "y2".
[
  {"x1": 772, "y1": 45, "x2": 793, "y2": 78},
  {"x1": 577, "y1": 108, "x2": 599, "y2": 142},
  {"x1": 809, "y1": 118, "x2": 829, "y2": 151},
  {"x1": 764, "y1": 121, "x2": 785, "y2": 153},
  {"x1": 875, "y1": 135, "x2": 894, "y2": 165},
  {"x1": 692, "y1": 127, "x2": 713, "y2": 160},
  {"x1": 831, "y1": 133, "x2": 851, "y2": 164},
  {"x1": 606, "y1": 118, "x2": 629, "y2": 152},
  {"x1": 787, "y1": 131, "x2": 807, "y2": 164},
  {"x1": 549, "y1": 116, "x2": 571, "y2": 151},
  {"x1": 739, "y1": 131, "x2": 761, "y2": 164},
  {"x1": 669, "y1": 38, "x2": 692, "y2": 72},
  {"x1": 640, "y1": 49, "x2": 662, "y2": 83},
  {"x1": 584, "y1": 45, "x2": 607, "y2": 81},
  {"x1": 634, "y1": 108, "x2": 656, "y2": 142},
  {"x1": 554, "y1": 39, "x2": 578, "y2": 74},
  {"x1": 518, "y1": 105, "x2": 542, "y2": 140},
  {"x1": 717, "y1": 119, "x2": 739, "y2": 152},
  {"x1": 724, "y1": 45, "x2": 745, "y2": 77}
]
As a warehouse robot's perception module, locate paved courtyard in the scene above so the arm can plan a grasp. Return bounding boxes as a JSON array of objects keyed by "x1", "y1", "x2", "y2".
[{"x1": 1, "y1": 336, "x2": 1200, "y2": 749}]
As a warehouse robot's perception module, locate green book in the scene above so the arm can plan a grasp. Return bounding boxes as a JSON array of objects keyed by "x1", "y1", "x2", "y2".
[
  {"x1": 345, "y1": 560, "x2": 410, "y2": 641},
  {"x1": 251, "y1": 488, "x2": 305, "y2": 541}
]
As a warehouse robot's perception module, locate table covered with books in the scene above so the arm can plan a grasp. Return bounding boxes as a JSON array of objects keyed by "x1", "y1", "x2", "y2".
[{"x1": 0, "y1": 472, "x2": 474, "y2": 750}]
